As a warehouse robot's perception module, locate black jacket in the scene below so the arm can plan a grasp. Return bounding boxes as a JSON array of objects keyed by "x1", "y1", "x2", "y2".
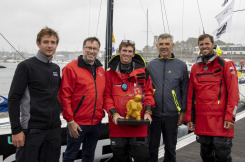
[{"x1": 8, "y1": 53, "x2": 62, "y2": 134}]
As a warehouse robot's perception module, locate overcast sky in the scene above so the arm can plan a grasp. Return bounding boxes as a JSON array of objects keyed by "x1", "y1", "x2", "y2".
[{"x1": 0, "y1": 0, "x2": 245, "y2": 53}]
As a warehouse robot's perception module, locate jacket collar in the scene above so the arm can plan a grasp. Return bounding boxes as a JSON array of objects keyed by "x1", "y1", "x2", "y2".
[
  {"x1": 158, "y1": 53, "x2": 175, "y2": 60},
  {"x1": 36, "y1": 51, "x2": 53, "y2": 63},
  {"x1": 108, "y1": 53, "x2": 146, "y2": 71},
  {"x1": 77, "y1": 55, "x2": 103, "y2": 68},
  {"x1": 196, "y1": 50, "x2": 217, "y2": 63}
]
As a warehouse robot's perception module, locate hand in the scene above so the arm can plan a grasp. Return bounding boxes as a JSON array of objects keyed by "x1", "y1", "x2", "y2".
[
  {"x1": 12, "y1": 131, "x2": 25, "y2": 147},
  {"x1": 178, "y1": 112, "x2": 186, "y2": 126},
  {"x1": 224, "y1": 120, "x2": 234, "y2": 130},
  {"x1": 112, "y1": 113, "x2": 124, "y2": 125},
  {"x1": 68, "y1": 122, "x2": 82, "y2": 138},
  {"x1": 144, "y1": 113, "x2": 152, "y2": 124},
  {"x1": 187, "y1": 122, "x2": 195, "y2": 131}
]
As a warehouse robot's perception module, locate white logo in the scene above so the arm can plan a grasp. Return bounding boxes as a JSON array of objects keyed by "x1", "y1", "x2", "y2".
[{"x1": 53, "y1": 72, "x2": 58, "y2": 76}]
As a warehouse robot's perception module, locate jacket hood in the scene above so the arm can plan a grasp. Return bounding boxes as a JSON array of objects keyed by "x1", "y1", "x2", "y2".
[{"x1": 108, "y1": 53, "x2": 146, "y2": 71}]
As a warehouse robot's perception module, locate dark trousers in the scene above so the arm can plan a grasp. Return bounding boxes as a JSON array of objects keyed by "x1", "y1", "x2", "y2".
[
  {"x1": 196, "y1": 135, "x2": 232, "y2": 162},
  {"x1": 63, "y1": 123, "x2": 102, "y2": 162},
  {"x1": 149, "y1": 115, "x2": 178, "y2": 162},
  {"x1": 111, "y1": 137, "x2": 150, "y2": 162},
  {"x1": 16, "y1": 127, "x2": 61, "y2": 162}
]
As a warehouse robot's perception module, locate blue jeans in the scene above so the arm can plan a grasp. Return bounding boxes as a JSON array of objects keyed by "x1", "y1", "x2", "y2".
[{"x1": 63, "y1": 123, "x2": 102, "y2": 162}]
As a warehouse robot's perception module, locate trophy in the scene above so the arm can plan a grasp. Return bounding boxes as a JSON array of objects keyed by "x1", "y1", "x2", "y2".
[{"x1": 117, "y1": 94, "x2": 150, "y2": 125}]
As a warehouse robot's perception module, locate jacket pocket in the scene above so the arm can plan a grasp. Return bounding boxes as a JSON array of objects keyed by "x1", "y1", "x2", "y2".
[
  {"x1": 73, "y1": 96, "x2": 86, "y2": 117},
  {"x1": 171, "y1": 90, "x2": 181, "y2": 112}
]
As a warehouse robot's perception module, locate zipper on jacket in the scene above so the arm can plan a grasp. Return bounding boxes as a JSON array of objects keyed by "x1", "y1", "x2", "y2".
[
  {"x1": 196, "y1": 73, "x2": 213, "y2": 76},
  {"x1": 49, "y1": 70, "x2": 53, "y2": 128},
  {"x1": 162, "y1": 59, "x2": 166, "y2": 115},
  {"x1": 74, "y1": 96, "x2": 86, "y2": 117},
  {"x1": 218, "y1": 79, "x2": 222, "y2": 104},
  {"x1": 91, "y1": 79, "x2": 97, "y2": 125},
  {"x1": 171, "y1": 90, "x2": 181, "y2": 112}
]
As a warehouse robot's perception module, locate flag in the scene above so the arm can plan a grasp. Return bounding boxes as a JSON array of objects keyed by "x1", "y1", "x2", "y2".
[
  {"x1": 222, "y1": 0, "x2": 229, "y2": 7},
  {"x1": 112, "y1": 33, "x2": 116, "y2": 56},
  {"x1": 0, "y1": 96, "x2": 8, "y2": 112},
  {"x1": 215, "y1": 0, "x2": 234, "y2": 24},
  {"x1": 213, "y1": 16, "x2": 232, "y2": 41}
]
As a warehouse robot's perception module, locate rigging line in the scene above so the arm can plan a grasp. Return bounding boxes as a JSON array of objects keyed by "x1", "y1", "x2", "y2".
[
  {"x1": 181, "y1": 0, "x2": 184, "y2": 60},
  {"x1": 96, "y1": 0, "x2": 103, "y2": 36},
  {"x1": 88, "y1": 0, "x2": 92, "y2": 37},
  {"x1": 139, "y1": 0, "x2": 154, "y2": 37},
  {"x1": 162, "y1": 0, "x2": 170, "y2": 34},
  {"x1": 233, "y1": 0, "x2": 242, "y2": 44},
  {"x1": 196, "y1": 0, "x2": 205, "y2": 33},
  {"x1": 233, "y1": 9, "x2": 245, "y2": 12},
  {"x1": 159, "y1": 0, "x2": 166, "y2": 33},
  {"x1": 0, "y1": 33, "x2": 25, "y2": 59}
]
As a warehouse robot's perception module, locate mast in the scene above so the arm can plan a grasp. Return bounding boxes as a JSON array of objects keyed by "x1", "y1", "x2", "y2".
[{"x1": 105, "y1": 0, "x2": 114, "y2": 70}]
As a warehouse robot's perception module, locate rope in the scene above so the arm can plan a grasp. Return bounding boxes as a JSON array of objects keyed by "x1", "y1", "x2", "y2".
[
  {"x1": 162, "y1": 0, "x2": 170, "y2": 34},
  {"x1": 88, "y1": 0, "x2": 92, "y2": 37},
  {"x1": 96, "y1": 0, "x2": 103, "y2": 37},
  {"x1": 0, "y1": 33, "x2": 25, "y2": 60},
  {"x1": 159, "y1": 0, "x2": 166, "y2": 33},
  {"x1": 196, "y1": 0, "x2": 205, "y2": 34}
]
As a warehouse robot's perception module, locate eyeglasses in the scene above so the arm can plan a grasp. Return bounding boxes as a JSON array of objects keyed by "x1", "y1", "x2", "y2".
[
  {"x1": 84, "y1": 46, "x2": 99, "y2": 51},
  {"x1": 121, "y1": 40, "x2": 135, "y2": 45}
]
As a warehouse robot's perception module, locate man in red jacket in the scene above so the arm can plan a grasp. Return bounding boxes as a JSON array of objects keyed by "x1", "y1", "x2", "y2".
[
  {"x1": 104, "y1": 40, "x2": 155, "y2": 162},
  {"x1": 184, "y1": 34, "x2": 239, "y2": 162},
  {"x1": 58, "y1": 37, "x2": 105, "y2": 162}
]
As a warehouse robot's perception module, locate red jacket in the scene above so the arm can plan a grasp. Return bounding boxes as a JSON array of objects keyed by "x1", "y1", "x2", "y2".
[
  {"x1": 184, "y1": 54, "x2": 239, "y2": 137},
  {"x1": 58, "y1": 56, "x2": 105, "y2": 125},
  {"x1": 104, "y1": 54, "x2": 155, "y2": 137}
]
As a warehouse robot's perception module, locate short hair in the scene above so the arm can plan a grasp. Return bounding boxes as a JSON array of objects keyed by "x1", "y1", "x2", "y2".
[
  {"x1": 158, "y1": 33, "x2": 173, "y2": 44},
  {"x1": 36, "y1": 27, "x2": 59, "y2": 44},
  {"x1": 83, "y1": 37, "x2": 101, "y2": 48},
  {"x1": 119, "y1": 40, "x2": 136, "y2": 53},
  {"x1": 198, "y1": 34, "x2": 214, "y2": 45}
]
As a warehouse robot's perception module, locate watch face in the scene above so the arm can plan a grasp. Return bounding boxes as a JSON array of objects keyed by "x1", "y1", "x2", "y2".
[{"x1": 121, "y1": 83, "x2": 128, "y2": 91}]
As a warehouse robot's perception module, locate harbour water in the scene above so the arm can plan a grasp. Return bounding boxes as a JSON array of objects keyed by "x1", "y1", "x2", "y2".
[{"x1": 0, "y1": 62, "x2": 68, "y2": 98}]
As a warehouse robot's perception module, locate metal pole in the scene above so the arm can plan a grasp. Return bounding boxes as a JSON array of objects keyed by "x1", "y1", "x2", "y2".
[{"x1": 105, "y1": 0, "x2": 114, "y2": 70}]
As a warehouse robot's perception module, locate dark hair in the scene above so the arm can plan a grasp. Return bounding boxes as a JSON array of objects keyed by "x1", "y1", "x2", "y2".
[
  {"x1": 119, "y1": 41, "x2": 135, "y2": 53},
  {"x1": 83, "y1": 37, "x2": 101, "y2": 48},
  {"x1": 36, "y1": 27, "x2": 59, "y2": 44},
  {"x1": 198, "y1": 34, "x2": 214, "y2": 45}
]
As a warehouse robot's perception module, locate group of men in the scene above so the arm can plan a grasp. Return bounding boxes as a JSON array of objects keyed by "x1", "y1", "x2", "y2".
[{"x1": 8, "y1": 27, "x2": 239, "y2": 162}]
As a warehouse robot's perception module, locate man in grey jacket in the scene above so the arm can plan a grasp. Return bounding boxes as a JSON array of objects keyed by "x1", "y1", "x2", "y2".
[{"x1": 147, "y1": 33, "x2": 188, "y2": 162}]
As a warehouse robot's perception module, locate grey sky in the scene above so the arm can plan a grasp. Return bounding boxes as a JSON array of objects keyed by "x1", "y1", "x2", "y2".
[{"x1": 0, "y1": 0, "x2": 244, "y2": 53}]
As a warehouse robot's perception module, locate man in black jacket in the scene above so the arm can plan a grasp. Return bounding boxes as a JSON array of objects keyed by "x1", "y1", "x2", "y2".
[{"x1": 8, "y1": 27, "x2": 62, "y2": 162}]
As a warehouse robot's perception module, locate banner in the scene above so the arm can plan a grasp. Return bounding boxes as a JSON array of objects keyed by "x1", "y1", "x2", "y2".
[
  {"x1": 213, "y1": 17, "x2": 232, "y2": 41},
  {"x1": 216, "y1": 0, "x2": 234, "y2": 24}
]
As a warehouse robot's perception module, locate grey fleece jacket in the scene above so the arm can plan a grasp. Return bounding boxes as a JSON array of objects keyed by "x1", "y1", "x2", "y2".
[{"x1": 146, "y1": 54, "x2": 189, "y2": 117}]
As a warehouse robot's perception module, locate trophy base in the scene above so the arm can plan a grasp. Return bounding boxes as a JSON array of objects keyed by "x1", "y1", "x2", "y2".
[{"x1": 117, "y1": 118, "x2": 150, "y2": 125}]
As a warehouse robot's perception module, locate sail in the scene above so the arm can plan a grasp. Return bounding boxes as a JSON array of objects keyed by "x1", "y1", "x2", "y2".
[{"x1": 0, "y1": 96, "x2": 8, "y2": 112}]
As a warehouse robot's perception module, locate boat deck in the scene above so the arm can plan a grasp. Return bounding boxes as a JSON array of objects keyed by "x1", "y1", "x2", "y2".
[{"x1": 159, "y1": 110, "x2": 245, "y2": 162}]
